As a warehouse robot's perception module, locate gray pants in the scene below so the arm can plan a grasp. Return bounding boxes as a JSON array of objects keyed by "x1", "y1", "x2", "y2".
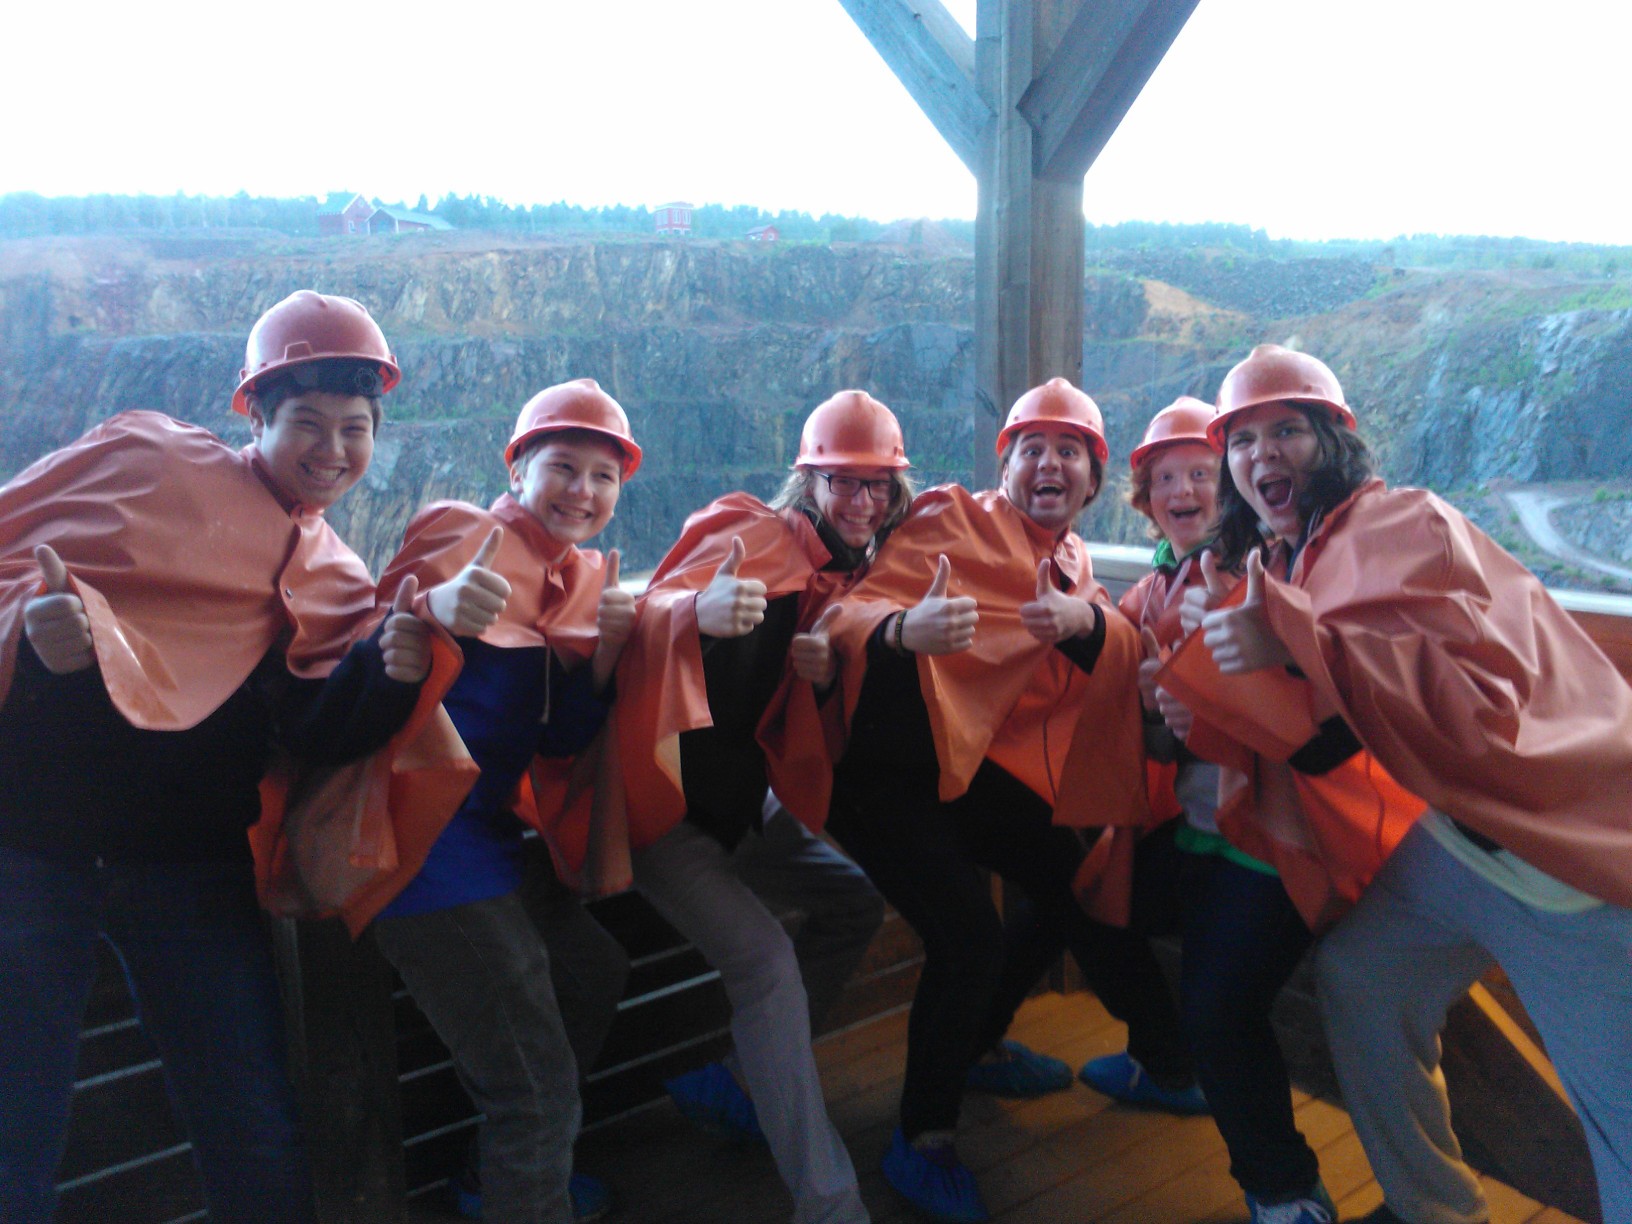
[
  {"x1": 1317, "y1": 823, "x2": 1632, "y2": 1224},
  {"x1": 374, "y1": 890, "x2": 579, "y2": 1224},
  {"x1": 634, "y1": 817, "x2": 871, "y2": 1224},
  {"x1": 734, "y1": 802, "x2": 886, "y2": 1038}
]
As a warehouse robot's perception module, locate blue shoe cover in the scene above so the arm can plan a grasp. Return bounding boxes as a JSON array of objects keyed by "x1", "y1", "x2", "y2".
[
  {"x1": 965, "y1": 1039, "x2": 1074, "y2": 1098},
  {"x1": 664, "y1": 1060, "x2": 767, "y2": 1143},
  {"x1": 1078, "y1": 1051, "x2": 1210, "y2": 1115},
  {"x1": 882, "y1": 1127, "x2": 990, "y2": 1223}
]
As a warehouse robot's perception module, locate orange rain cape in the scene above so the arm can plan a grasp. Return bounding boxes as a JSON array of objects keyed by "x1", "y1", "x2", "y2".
[
  {"x1": 823, "y1": 485, "x2": 1150, "y2": 832},
  {"x1": 374, "y1": 493, "x2": 619, "y2": 902},
  {"x1": 0, "y1": 412, "x2": 473, "y2": 934},
  {"x1": 1117, "y1": 556, "x2": 1215, "y2": 828},
  {"x1": 1061, "y1": 556, "x2": 1221, "y2": 926},
  {"x1": 612, "y1": 493, "x2": 855, "y2": 851},
  {"x1": 1162, "y1": 478, "x2": 1632, "y2": 922}
]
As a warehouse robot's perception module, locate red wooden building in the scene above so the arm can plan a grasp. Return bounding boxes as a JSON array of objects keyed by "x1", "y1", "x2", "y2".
[
  {"x1": 317, "y1": 194, "x2": 452, "y2": 236},
  {"x1": 316, "y1": 193, "x2": 376, "y2": 237},
  {"x1": 654, "y1": 201, "x2": 693, "y2": 235}
]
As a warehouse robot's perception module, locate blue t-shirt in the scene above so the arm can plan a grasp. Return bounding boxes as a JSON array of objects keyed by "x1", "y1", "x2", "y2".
[{"x1": 379, "y1": 638, "x2": 608, "y2": 918}]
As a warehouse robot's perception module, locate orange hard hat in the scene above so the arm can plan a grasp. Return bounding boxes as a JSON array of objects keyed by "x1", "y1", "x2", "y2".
[
  {"x1": 505, "y1": 378, "x2": 643, "y2": 479},
  {"x1": 1130, "y1": 397, "x2": 1217, "y2": 469},
  {"x1": 996, "y1": 378, "x2": 1108, "y2": 464},
  {"x1": 1208, "y1": 345, "x2": 1355, "y2": 449},
  {"x1": 233, "y1": 290, "x2": 400, "y2": 415},
  {"x1": 795, "y1": 390, "x2": 909, "y2": 469}
]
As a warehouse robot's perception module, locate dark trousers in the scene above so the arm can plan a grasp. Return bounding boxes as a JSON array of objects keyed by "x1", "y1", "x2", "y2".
[
  {"x1": 976, "y1": 821, "x2": 1319, "y2": 1200},
  {"x1": 1180, "y1": 854, "x2": 1317, "y2": 1199},
  {"x1": 0, "y1": 845, "x2": 315, "y2": 1224},
  {"x1": 827, "y1": 760, "x2": 1187, "y2": 1139}
]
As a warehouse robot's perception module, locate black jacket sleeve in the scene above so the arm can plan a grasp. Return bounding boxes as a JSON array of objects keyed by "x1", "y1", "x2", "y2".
[
  {"x1": 1287, "y1": 714, "x2": 1364, "y2": 776},
  {"x1": 1053, "y1": 603, "x2": 1106, "y2": 673},
  {"x1": 265, "y1": 626, "x2": 423, "y2": 766}
]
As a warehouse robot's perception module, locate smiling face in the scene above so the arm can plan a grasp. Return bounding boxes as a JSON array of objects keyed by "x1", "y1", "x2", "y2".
[
  {"x1": 1145, "y1": 441, "x2": 1220, "y2": 556},
  {"x1": 809, "y1": 464, "x2": 896, "y2": 548},
  {"x1": 249, "y1": 390, "x2": 374, "y2": 511},
  {"x1": 1002, "y1": 425, "x2": 1099, "y2": 533},
  {"x1": 1224, "y1": 402, "x2": 1322, "y2": 541},
  {"x1": 509, "y1": 434, "x2": 624, "y2": 550}
]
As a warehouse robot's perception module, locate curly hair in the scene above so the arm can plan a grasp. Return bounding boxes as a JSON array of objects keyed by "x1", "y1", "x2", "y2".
[{"x1": 1215, "y1": 404, "x2": 1376, "y2": 571}]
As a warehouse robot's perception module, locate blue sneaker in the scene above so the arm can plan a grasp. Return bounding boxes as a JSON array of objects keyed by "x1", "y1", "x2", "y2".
[
  {"x1": 663, "y1": 1061, "x2": 767, "y2": 1143},
  {"x1": 1078, "y1": 1051, "x2": 1210, "y2": 1115},
  {"x1": 964, "y1": 1039, "x2": 1074, "y2": 1098},
  {"x1": 1245, "y1": 1179, "x2": 1336, "y2": 1224},
  {"x1": 881, "y1": 1128, "x2": 990, "y2": 1223},
  {"x1": 568, "y1": 1172, "x2": 611, "y2": 1222},
  {"x1": 450, "y1": 1166, "x2": 611, "y2": 1221}
]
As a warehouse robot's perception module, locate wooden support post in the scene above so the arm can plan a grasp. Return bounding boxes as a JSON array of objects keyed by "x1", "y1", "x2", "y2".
[
  {"x1": 839, "y1": 0, "x2": 1197, "y2": 482},
  {"x1": 272, "y1": 917, "x2": 406, "y2": 1224}
]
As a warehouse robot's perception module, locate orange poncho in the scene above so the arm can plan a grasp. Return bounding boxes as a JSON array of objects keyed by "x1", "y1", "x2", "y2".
[
  {"x1": 612, "y1": 493, "x2": 854, "y2": 850},
  {"x1": 823, "y1": 485, "x2": 1149, "y2": 830},
  {"x1": 0, "y1": 411, "x2": 474, "y2": 934},
  {"x1": 1162, "y1": 479, "x2": 1632, "y2": 923},
  {"x1": 376, "y1": 494, "x2": 617, "y2": 899}
]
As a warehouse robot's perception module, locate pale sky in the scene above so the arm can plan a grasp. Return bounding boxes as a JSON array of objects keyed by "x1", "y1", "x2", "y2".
[{"x1": 5, "y1": 1, "x2": 1630, "y2": 244}]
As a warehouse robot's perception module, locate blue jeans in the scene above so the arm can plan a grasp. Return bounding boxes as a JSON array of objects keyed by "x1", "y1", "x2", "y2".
[
  {"x1": 1179, "y1": 853, "x2": 1317, "y2": 1200},
  {"x1": 0, "y1": 844, "x2": 315, "y2": 1224}
]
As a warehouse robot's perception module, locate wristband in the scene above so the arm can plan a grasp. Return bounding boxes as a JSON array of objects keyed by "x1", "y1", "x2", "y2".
[{"x1": 893, "y1": 610, "x2": 908, "y2": 655}]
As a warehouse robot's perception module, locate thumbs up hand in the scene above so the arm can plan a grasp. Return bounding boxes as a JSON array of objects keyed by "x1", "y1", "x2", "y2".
[
  {"x1": 695, "y1": 536, "x2": 767, "y2": 638},
  {"x1": 1178, "y1": 548, "x2": 1232, "y2": 636},
  {"x1": 1200, "y1": 549, "x2": 1292, "y2": 674},
  {"x1": 1018, "y1": 557, "x2": 1095, "y2": 645},
  {"x1": 790, "y1": 605, "x2": 842, "y2": 687},
  {"x1": 380, "y1": 575, "x2": 432, "y2": 684},
  {"x1": 426, "y1": 526, "x2": 511, "y2": 637},
  {"x1": 1137, "y1": 626, "x2": 1166, "y2": 714},
  {"x1": 1155, "y1": 685, "x2": 1195, "y2": 741},
  {"x1": 899, "y1": 554, "x2": 978, "y2": 655},
  {"x1": 594, "y1": 550, "x2": 636, "y2": 654},
  {"x1": 23, "y1": 545, "x2": 95, "y2": 675},
  {"x1": 592, "y1": 550, "x2": 637, "y2": 692}
]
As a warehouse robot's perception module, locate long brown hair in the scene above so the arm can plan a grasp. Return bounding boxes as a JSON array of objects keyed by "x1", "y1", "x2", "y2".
[{"x1": 1214, "y1": 404, "x2": 1375, "y2": 571}]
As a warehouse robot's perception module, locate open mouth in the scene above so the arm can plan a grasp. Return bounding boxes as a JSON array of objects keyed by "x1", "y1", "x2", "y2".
[
  {"x1": 1032, "y1": 482, "x2": 1065, "y2": 500},
  {"x1": 1168, "y1": 506, "x2": 1201, "y2": 522},
  {"x1": 301, "y1": 463, "x2": 348, "y2": 487},
  {"x1": 550, "y1": 504, "x2": 595, "y2": 522},
  {"x1": 1257, "y1": 477, "x2": 1294, "y2": 511}
]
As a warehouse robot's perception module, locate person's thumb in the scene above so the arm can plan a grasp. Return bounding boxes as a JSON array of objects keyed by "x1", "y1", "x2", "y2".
[
  {"x1": 1244, "y1": 549, "x2": 1266, "y2": 604},
  {"x1": 1140, "y1": 626, "x2": 1162, "y2": 661},
  {"x1": 34, "y1": 544, "x2": 70, "y2": 593},
  {"x1": 809, "y1": 605, "x2": 842, "y2": 637},
  {"x1": 1035, "y1": 558, "x2": 1052, "y2": 599},
  {"x1": 717, "y1": 535, "x2": 746, "y2": 578},
  {"x1": 925, "y1": 553, "x2": 951, "y2": 599},
  {"x1": 391, "y1": 574, "x2": 419, "y2": 615},
  {"x1": 603, "y1": 548, "x2": 621, "y2": 591},
  {"x1": 472, "y1": 526, "x2": 504, "y2": 570},
  {"x1": 1200, "y1": 548, "x2": 1228, "y2": 598}
]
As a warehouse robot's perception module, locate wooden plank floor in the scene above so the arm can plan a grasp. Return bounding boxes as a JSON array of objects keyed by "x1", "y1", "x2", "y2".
[{"x1": 409, "y1": 991, "x2": 1588, "y2": 1223}]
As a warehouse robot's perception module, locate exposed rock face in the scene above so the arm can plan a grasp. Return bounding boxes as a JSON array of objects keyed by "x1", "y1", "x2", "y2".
[{"x1": 2, "y1": 234, "x2": 1629, "y2": 584}]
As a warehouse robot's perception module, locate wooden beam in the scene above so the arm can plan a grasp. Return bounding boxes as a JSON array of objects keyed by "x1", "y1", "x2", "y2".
[
  {"x1": 835, "y1": 0, "x2": 993, "y2": 173},
  {"x1": 1020, "y1": 0, "x2": 1198, "y2": 182}
]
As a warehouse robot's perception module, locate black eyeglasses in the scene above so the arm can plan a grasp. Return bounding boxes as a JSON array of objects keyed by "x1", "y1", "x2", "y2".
[{"x1": 815, "y1": 472, "x2": 895, "y2": 502}]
